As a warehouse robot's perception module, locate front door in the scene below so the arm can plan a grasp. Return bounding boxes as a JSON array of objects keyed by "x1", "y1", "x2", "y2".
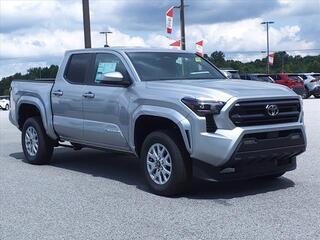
[{"x1": 82, "y1": 52, "x2": 131, "y2": 150}]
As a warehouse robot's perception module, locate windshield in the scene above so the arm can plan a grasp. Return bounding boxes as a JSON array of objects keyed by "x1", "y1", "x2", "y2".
[{"x1": 126, "y1": 52, "x2": 225, "y2": 81}]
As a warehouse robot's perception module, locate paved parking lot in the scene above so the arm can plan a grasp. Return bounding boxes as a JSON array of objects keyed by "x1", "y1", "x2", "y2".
[{"x1": 0, "y1": 99, "x2": 319, "y2": 240}]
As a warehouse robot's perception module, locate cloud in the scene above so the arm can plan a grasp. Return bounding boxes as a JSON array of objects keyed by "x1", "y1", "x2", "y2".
[
  {"x1": 0, "y1": 0, "x2": 281, "y2": 34},
  {"x1": 0, "y1": 0, "x2": 319, "y2": 78}
]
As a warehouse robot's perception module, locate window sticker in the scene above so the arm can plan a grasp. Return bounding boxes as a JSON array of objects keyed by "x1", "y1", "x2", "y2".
[
  {"x1": 95, "y1": 62, "x2": 117, "y2": 82},
  {"x1": 195, "y1": 56, "x2": 202, "y2": 63}
]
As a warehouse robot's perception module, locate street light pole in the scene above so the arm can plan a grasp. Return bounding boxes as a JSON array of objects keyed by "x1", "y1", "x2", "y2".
[
  {"x1": 261, "y1": 21, "x2": 274, "y2": 74},
  {"x1": 100, "y1": 31, "x2": 112, "y2": 47},
  {"x1": 82, "y1": 0, "x2": 91, "y2": 48}
]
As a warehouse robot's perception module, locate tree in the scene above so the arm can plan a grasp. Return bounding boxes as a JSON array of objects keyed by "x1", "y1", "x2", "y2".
[
  {"x1": 0, "y1": 65, "x2": 59, "y2": 95},
  {"x1": 210, "y1": 51, "x2": 226, "y2": 67}
]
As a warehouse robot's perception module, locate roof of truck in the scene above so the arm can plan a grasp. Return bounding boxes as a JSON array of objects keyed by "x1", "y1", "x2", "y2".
[{"x1": 65, "y1": 47, "x2": 194, "y2": 54}]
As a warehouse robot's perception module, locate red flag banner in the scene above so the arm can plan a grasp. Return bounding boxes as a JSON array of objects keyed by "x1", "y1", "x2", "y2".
[
  {"x1": 166, "y1": 7, "x2": 174, "y2": 34},
  {"x1": 268, "y1": 53, "x2": 275, "y2": 65},
  {"x1": 170, "y1": 40, "x2": 181, "y2": 48},
  {"x1": 196, "y1": 40, "x2": 204, "y2": 56}
]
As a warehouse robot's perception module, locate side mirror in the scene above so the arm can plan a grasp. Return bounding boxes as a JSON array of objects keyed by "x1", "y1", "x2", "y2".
[{"x1": 102, "y1": 71, "x2": 124, "y2": 82}]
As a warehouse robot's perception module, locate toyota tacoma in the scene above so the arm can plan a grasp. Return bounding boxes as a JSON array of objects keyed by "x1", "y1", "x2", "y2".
[{"x1": 9, "y1": 48, "x2": 307, "y2": 196}]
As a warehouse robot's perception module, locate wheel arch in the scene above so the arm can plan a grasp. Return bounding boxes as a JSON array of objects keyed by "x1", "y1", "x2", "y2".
[
  {"x1": 131, "y1": 106, "x2": 192, "y2": 156},
  {"x1": 17, "y1": 97, "x2": 48, "y2": 131}
]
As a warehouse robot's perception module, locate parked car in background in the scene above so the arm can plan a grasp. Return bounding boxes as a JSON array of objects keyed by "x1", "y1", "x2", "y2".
[
  {"x1": 269, "y1": 73, "x2": 308, "y2": 99},
  {"x1": 240, "y1": 73, "x2": 275, "y2": 83},
  {"x1": 220, "y1": 69, "x2": 240, "y2": 79},
  {"x1": 298, "y1": 73, "x2": 320, "y2": 98},
  {"x1": 220, "y1": 70, "x2": 232, "y2": 78},
  {"x1": 0, "y1": 96, "x2": 10, "y2": 110}
]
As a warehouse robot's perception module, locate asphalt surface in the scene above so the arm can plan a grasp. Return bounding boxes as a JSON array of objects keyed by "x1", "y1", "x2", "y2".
[{"x1": 0, "y1": 99, "x2": 319, "y2": 240}]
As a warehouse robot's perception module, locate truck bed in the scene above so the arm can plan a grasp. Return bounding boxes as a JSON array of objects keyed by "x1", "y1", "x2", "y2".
[
  {"x1": 12, "y1": 78, "x2": 55, "y2": 83},
  {"x1": 9, "y1": 79, "x2": 57, "y2": 139}
]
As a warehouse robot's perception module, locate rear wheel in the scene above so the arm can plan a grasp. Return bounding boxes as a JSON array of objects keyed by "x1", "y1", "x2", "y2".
[
  {"x1": 314, "y1": 94, "x2": 320, "y2": 98},
  {"x1": 140, "y1": 130, "x2": 191, "y2": 196},
  {"x1": 22, "y1": 117, "x2": 54, "y2": 164}
]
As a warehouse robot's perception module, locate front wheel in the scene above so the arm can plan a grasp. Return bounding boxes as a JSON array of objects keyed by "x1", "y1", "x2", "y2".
[
  {"x1": 22, "y1": 117, "x2": 54, "y2": 164},
  {"x1": 140, "y1": 130, "x2": 191, "y2": 196},
  {"x1": 301, "y1": 90, "x2": 308, "y2": 99},
  {"x1": 5, "y1": 104, "x2": 9, "y2": 110}
]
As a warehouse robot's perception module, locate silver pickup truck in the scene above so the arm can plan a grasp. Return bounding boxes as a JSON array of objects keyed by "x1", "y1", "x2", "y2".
[{"x1": 10, "y1": 48, "x2": 307, "y2": 196}]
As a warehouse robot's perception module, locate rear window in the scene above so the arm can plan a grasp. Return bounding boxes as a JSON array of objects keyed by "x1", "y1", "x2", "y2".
[
  {"x1": 270, "y1": 75, "x2": 281, "y2": 80},
  {"x1": 256, "y1": 75, "x2": 273, "y2": 82},
  {"x1": 289, "y1": 76, "x2": 302, "y2": 81},
  {"x1": 65, "y1": 54, "x2": 93, "y2": 84},
  {"x1": 229, "y1": 71, "x2": 240, "y2": 79}
]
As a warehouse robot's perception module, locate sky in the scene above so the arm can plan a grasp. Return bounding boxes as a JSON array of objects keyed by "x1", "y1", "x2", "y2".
[{"x1": 0, "y1": 0, "x2": 319, "y2": 79}]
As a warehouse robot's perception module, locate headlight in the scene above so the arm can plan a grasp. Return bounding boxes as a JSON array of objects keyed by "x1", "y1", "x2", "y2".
[{"x1": 181, "y1": 97, "x2": 225, "y2": 116}]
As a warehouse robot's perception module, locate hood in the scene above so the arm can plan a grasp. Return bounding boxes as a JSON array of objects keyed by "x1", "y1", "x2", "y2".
[{"x1": 144, "y1": 79, "x2": 296, "y2": 102}]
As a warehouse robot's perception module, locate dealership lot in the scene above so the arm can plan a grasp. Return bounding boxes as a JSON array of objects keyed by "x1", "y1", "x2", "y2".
[{"x1": 0, "y1": 99, "x2": 319, "y2": 240}]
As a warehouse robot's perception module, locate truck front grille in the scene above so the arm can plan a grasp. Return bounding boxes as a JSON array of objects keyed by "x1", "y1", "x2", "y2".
[{"x1": 229, "y1": 99, "x2": 301, "y2": 126}]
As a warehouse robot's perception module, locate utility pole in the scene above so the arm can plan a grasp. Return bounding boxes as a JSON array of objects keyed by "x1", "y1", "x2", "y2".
[
  {"x1": 174, "y1": 0, "x2": 187, "y2": 50},
  {"x1": 82, "y1": 0, "x2": 91, "y2": 48},
  {"x1": 100, "y1": 31, "x2": 112, "y2": 47},
  {"x1": 261, "y1": 21, "x2": 274, "y2": 74},
  {"x1": 180, "y1": 0, "x2": 186, "y2": 50}
]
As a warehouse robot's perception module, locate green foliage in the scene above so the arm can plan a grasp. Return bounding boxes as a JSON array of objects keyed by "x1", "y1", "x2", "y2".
[
  {"x1": 207, "y1": 51, "x2": 320, "y2": 74},
  {"x1": 0, "y1": 52, "x2": 319, "y2": 95},
  {"x1": 0, "y1": 65, "x2": 59, "y2": 95}
]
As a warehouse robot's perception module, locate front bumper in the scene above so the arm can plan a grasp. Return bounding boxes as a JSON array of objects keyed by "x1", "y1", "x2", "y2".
[
  {"x1": 310, "y1": 86, "x2": 320, "y2": 95},
  {"x1": 192, "y1": 129, "x2": 305, "y2": 181},
  {"x1": 292, "y1": 87, "x2": 306, "y2": 96},
  {"x1": 189, "y1": 96, "x2": 306, "y2": 181}
]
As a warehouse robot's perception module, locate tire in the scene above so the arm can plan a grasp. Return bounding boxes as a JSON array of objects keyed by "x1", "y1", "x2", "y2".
[
  {"x1": 140, "y1": 130, "x2": 191, "y2": 196},
  {"x1": 305, "y1": 91, "x2": 311, "y2": 99},
  {"x1": 301, "y1": 90, "x2": 308, "y2": 99},
  {"x1": 5, "y1": 104, "x2": 9, "y2": 110},
  {"x1": 314, "y1": 94, "x2": 320, "y2": 98},
  {"x1": 22, "y1": 117, "x2": 54, "y2": 164}
]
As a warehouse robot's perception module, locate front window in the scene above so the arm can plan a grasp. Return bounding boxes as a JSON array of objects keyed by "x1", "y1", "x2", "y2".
[
  {"x1": 93, "y1": 53, "x2": 130, "y2": 84},
  {"x1": 126, "y1": 52, "x2": 225, "y2": 81}
]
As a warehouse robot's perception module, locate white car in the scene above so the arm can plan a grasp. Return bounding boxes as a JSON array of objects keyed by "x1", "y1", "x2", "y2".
[
  {"x1": 299, "y1": 73, "x2": 320, "y2": 98},
  {"x1": 0, "y1": 96, "x2": 10, "y2": 110}
]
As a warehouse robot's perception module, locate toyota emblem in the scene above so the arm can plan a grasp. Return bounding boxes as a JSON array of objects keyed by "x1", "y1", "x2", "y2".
[{"x1": 266, "y1": 104, "x2": 279, "y2": 116}]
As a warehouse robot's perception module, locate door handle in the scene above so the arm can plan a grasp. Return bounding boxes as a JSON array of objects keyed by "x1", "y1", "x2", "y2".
[
  {"x1": 83, "y1": 92, "x2": 95, "y2": 98},
  {"x1": 52, "y1": 90, "x2": 63, "y2": 96}
]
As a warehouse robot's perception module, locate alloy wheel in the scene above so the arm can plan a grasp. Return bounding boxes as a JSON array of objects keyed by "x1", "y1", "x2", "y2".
[
  {"x1": 25, "y1": 126, "x2": 39, "y2": 156},
  {"x1": 146, "y1": 143, "x2": 172, "y2": 185}
]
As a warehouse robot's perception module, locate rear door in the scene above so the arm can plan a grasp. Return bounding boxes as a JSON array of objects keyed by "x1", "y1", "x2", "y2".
[
  {"x1": 81, "y1": 52, "x2": 132, "y2": 150},
  {"x1": 52, "y1": 53, "x2": 94, "y2": 141}
]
